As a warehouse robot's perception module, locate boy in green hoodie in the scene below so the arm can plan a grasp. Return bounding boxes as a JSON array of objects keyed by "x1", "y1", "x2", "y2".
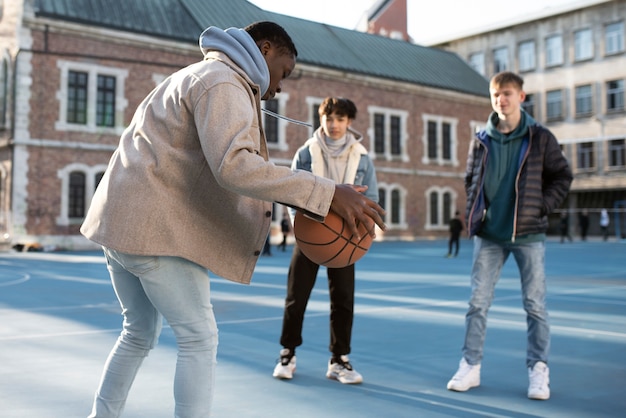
[{"x1": 446, "y1": 72, "x2": 572, "y2": 400}]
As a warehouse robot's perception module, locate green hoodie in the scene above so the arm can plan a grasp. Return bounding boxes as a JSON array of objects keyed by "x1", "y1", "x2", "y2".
[{"x1": 479, "y1": 110, "x2": 542, "y2": 243}]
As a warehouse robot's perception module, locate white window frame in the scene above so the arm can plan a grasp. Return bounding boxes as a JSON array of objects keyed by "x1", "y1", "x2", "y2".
[
  {"x1": 493, "y1": 46, "x2": 508, "y2": 73},
  {"x1": 518, "y1": 40, "x2": 536, "y2": 72},
  {"x1": 545, "y1": 35, "x2": 564, "y2": 67},
  {"x1": 606, "y1": 79, "x2": 625, "y2": 112},
  {"x1": 605, "y1": 22, "x2": 625, "y2": 55},
  {"x1": 574, "y1": 28, "x2": 594, "y2": 61},
  {"x1": 368, "y1": 106, "x2": 409, "y2": 162},
  {"x1": 468, "y1": 52, "x2": 485, "y2": 76},
  {"x1": 262, "y1": 93, "x2": 290, "y2": 152},
  {"x1": 305, "y1": 96, "x2": 324, "y2": 137},
  {"x1": 424, "y1": 186, "x2": 458, "y2": 231},
  {"x1": 55, "y1": 60, "x2": 128, "y2": 134},
  {"x1": 575, "y1": 84, "x2": 593, "y2": 116},
  {"x1": 377, "y1": 183, "x2": 407, "y2": 230},
  {"x1": 546, "y1": 89, "x2": 563, "y2": 121},
  {"x1": 421, "y1": 114, "x2": 459, "y2": 166},
  {"x1": 608, "y1": 138, "x2": 626, "y2": 169},
  {"x1": 57, "y1": 163, "x2": 108, "y2": 225}
]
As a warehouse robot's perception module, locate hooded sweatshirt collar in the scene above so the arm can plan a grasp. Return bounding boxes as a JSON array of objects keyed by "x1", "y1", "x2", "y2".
[
  {"x1": 199, "y1": 26, "x2": 270, "y2": 96},
  {"x1": 485, "y1": 110, "x2": 536, "y2": 143}
]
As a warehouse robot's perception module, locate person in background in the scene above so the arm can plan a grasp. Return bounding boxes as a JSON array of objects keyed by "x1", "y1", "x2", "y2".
[
  {"x1": 279, "y1": 212, "x2": 291, "y2": 251},
  {"x1": 600, "y1": 208, "x2": 610, "y2": 241},
  {"x1": 273, "y1": 97, "x2": 378, "y2": 385},
  {"x1": 559, "y1": 211, "x2": 572, "y2": 243},
  {"x1": 447, "y1": 211, "x2": 464, "y2": 257},
  {"x1": 447, "y1": 71, "x2": 572, "y2": 401},
  {"x1": 81, "y1": 22, "x2": 386, "y2": 418}
]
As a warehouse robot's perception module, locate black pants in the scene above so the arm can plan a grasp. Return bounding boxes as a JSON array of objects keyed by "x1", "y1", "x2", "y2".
[
  {"x1": 448, "y1": 235, "x2": 460, "y2": 255},
  {"x1": 279, "y1": 245, "x2": 355, "y2": 356}
]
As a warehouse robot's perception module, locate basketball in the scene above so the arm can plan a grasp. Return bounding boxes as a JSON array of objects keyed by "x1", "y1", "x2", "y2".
[{"x1": 293, "y1": 210, "x2": 374, "y2": 268}]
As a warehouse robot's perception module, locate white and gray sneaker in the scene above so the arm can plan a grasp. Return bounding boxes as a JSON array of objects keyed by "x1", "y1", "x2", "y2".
[
  {"x1": 447, "y1": 357, "x2": 481, "y2": 392},
  {"x1": 528, "y1": 361, "x2": 550, "y2": 400},
  {"x1": 272, "y1": 348, "x2": 296, "y2": 379},
  {"x1": 326, "y1": 355, "x2": 363, "y2": 384}
]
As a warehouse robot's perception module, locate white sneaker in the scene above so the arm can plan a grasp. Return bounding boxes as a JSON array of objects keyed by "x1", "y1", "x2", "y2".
[
  {"x1": 326, "y1": 355, "x2": 363, "y2": 384},
  {"x1": 528, "y1": 361, "x2": 550, "y2": 400},
  {"x1": 447, "y1": 357, "x2": 481, "y2": 391},
  {"x1": 272, "y1": 348, "x2": 296, "y2": 379}
]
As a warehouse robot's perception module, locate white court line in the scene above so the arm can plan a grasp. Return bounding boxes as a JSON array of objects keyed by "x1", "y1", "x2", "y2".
[{"x1": 0, "y1": 273, "x2": 30, "y2": 287}]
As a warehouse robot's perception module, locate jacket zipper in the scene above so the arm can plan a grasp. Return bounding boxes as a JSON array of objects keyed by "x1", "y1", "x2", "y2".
[{"x1": 511, "y1": 131, "x2": 532, "y2": 242}]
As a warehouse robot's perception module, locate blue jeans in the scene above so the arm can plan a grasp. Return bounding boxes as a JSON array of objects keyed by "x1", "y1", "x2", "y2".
[
  {"x1": 462, "y1": 237, "x2": 550, "y2": 368},
  {"x1": 89, "y1": 248, "x2": 218, "y2": 418}
]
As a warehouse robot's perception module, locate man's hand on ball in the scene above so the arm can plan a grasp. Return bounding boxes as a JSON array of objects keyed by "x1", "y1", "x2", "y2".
[{"x1": 331, "y1": 184, "x2": 387, "y2": 239}]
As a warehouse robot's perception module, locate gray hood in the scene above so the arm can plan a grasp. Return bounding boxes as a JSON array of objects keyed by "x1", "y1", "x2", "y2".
[{"x1": 199, "y1": 26, "x2": 270, "y2": 96}]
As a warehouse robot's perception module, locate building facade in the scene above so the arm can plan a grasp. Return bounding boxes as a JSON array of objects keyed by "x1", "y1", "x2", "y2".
[
  {"x1": 432, "y1": 0, "x2": 626, "y2": 238},
  {"x1": 0, "y1": 0, "x2": 490, "y2": 250}
]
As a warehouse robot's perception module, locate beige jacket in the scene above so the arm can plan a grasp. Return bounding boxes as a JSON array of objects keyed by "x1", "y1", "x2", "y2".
[{"x1": 81, "y1": 52, "x2": 335, "y2": 284}]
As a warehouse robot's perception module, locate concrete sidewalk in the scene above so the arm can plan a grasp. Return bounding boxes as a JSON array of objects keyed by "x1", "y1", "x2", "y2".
[{"x1": 0, "y1": 238, "x2": 624, "y2": 417}]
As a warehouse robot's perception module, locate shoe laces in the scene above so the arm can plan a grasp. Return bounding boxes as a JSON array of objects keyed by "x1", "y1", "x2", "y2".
[
  {"x1": 279, "y1": 349, "x2": 294, "y2": 365},
  {"x1": 332, "y1": 355, "x2": 354, "y2": 371}
]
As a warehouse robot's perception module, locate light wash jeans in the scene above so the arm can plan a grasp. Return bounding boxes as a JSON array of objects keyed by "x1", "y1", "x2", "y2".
[
  {"x1": 462, "y1": 236, "x2": 550, "y2": 368},
  {"x1": 89, "y1": 247, "x2": 218, "y2": 418}
]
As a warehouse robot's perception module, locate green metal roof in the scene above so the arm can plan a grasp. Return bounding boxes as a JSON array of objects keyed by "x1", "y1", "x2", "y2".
[{"x1": 33, "y1": 0, "x2": 488, "y2": 97}]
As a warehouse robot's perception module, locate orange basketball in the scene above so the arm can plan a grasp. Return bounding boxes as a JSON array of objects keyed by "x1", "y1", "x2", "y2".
[{"x1": 293, "y1": 210, "x2": 374, "y2": 268}]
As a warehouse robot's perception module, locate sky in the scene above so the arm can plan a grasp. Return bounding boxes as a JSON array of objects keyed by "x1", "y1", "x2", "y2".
[{"x1": 249, "y1": 0, "x2": 589, "y2": 45}]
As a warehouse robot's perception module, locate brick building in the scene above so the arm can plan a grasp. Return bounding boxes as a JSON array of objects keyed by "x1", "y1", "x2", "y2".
[{"x1": 0, "y1": 0, "x2": 490, "y2": 250}]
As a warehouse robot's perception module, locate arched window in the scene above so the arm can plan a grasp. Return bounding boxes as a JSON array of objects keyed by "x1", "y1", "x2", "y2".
[
  {"x1": 391, "y1": 189, "x2": 401, "y2": 224},
  {"x1": 426, "y1": 187, "x2": 459, "y2": 231},
  {"x1": 68, "y1": 171, "x2": 86, "y2": 218}
]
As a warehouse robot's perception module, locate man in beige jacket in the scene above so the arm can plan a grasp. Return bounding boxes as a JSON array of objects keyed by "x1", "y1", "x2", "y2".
[{"x1": 81, "y1": 21, "x2": 385, "y2": 418}]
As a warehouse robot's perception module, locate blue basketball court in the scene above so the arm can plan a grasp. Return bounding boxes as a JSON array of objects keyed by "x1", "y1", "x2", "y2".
[{"x1": 0, "y1": 237, "x2": 624, "y2": 417}]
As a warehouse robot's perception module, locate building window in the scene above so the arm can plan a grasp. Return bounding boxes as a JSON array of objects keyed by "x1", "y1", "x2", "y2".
[
  {"x1": 263, "y1": 99, "x2": 279, "y2": 144},
  {"x1": 390, "y1": 189, "x2": 401, "y2": 224},
  {"x1": 607, "y1": 79, "x2": 624, "y2": 112},
  {"x1": 378, "y1": 188, "x2": 386, "y2": 217},
  {"x1": 429, "y1": 192, "x2": 439, "y2": 225},
  {"x1": 378, "y1": 184, "x2": 406, "y2": 229},
  {"x1": 546, "y1": 90, "x2": 563, "y2": 121},
  {"x1": 260, "y1": 93, "x2": 290, "y2": 151},
  {"x1": 369, "y1": 106, "x2": 408, "y2": 161},
  {"x1": 57, "y1": 163, "x2": 108, "y2": 225},
  {"x1": 493, "y1": 47, "x2": 508, "y2": 73},
  {"x1": 605, "y1": 22, "x2": 624, "y2": 55},
  {"x1": 422, "y1": 115, "x2": 458, "y2": 166},
  {"x1": 67, "y1": 71, "x2": 88, "y2": 124},
  {"x1": 96, "y1": 75, "x2": 116, "y2": 127},
  {"x1": 577, "y1": 142, "x2": 595, "y2": 170},
  {"x1": 608, "y1": 139, "x2": 625, "y2": 168},
  {"x1": 518, "y1": 40, "x2": 536, "y2": 72},
  {"x1": 574, "y1": 29, "x2": 594, "y2": 61},
  {"x1": 522, "y1": 93, "x2": 535, "y2": 117},
  {"x1": 545, "y1": 35, "x2": 563, "y2": 67},
  {"x1": 56, "y1": 61, "x2": 128, "y2": 134},
  {"x1": 68, "y1": 171, "x2": 86, "y2": 218},
  {"x1": 575, "y1": 85, "x2": 593, "y2": 117},
  {"x1": 468, "y1": 52, "x2": 485, "y2": 76},
  {"x1": 442, "y1": 191, "x2": 452, "y2": 225},
  {"x1": 425, "y1": 187, "x2": 457, "y2": 230}
]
